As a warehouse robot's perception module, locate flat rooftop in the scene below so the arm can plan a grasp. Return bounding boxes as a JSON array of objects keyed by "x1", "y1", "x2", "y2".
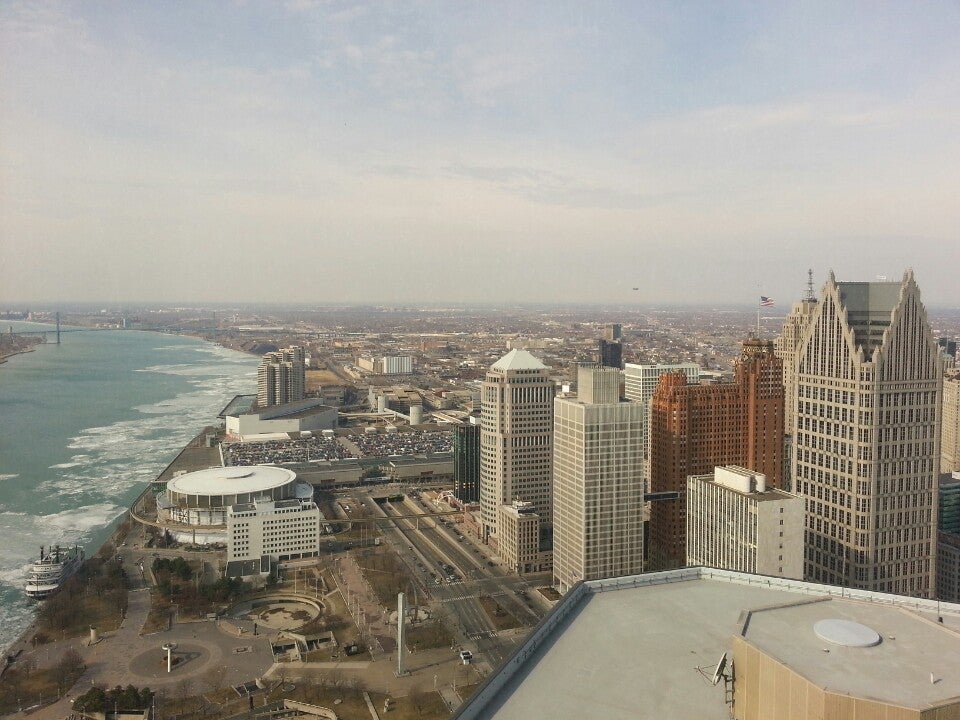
[
  {"x1": 454, "y1": 569, "x2": 960, "y2": 720},
  {"x1": 743, "y1": 598, "x2": 960, "y2": 707}
]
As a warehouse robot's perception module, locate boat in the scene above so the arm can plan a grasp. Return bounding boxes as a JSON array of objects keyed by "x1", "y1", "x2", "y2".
[{"x1": 24, "y1": 544, "x2": 85, "y2": 599}]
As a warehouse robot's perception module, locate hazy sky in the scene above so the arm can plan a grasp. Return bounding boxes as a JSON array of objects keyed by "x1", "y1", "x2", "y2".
[{"x1": 2, "y1": 2, "x2": 958, "y2": 307}]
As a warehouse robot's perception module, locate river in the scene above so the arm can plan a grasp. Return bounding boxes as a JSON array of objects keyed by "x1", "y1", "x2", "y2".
[{"x1": 0, "y1": 322, "x2": 258, "y2": 653}]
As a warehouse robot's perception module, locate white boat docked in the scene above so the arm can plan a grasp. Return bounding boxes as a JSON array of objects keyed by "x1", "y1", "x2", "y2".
[{"x1": 24, "y1": 544, "x2": 85, "y2": 599}]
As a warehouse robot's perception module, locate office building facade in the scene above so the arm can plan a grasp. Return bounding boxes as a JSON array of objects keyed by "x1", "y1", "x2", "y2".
[
  {"x1": 686, "y1": 466, "x2": 803, "y2": 579},
  {"x1": 624, "y1": 362, "x2": 700, "y2": 406},
  {"x1": 553, "y1": 365, "x2": 646, "y2": 592},
  {"x1": 479, "y1": 349, "x2": 554, "y2": 542},
  {"x1": 226, "y1": 498, "x2": 321, "y2": 564},
  {"x1": 454, "y1": 421, "x2": 481, "y2": 503},
  {"x1": 792, "y1": 270, "x2": 941, "y2": 597},
  {"x1": 943, "y1": 371, "x2": 960, "y2": 474},
  {"x1": 597, "y1": 339, "x2": 622, "y2": 369}
]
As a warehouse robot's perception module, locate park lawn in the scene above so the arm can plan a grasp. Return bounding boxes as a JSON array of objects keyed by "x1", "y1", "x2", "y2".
[
  {"x1": 478, "y1": 595, "x2": 520, "y2": 632},
  {"x1": 406, "y1": 621, "x2": 453, "y2": 651}
]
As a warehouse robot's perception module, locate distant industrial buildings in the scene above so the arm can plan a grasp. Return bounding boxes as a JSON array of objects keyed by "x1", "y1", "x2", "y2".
[
  {"x1": 257, "y1": 346, "x2": 305, "y2": 408},
  {"x1": 686, "y1": 466, "x2": 803, "y2": 579},
  {"x1": 357, "y1": 355, "x2": 413, "y2": 375},
  {"x1": 553, "y1": 365, "x2": 646, "y2": 592}
]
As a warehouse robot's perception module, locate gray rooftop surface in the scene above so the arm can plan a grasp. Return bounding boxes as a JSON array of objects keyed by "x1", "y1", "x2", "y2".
[
  {"x1": 743, "y1": 598, "x2": 960, "y2": 707},
  {"x1": 476, "y1": 579, "x2": 804, "y2": 720},
  {"x1": 460, "y1": 571, "x2": 960, "y2": 720},
  {"x1": 491, "y1": 349, "x2": 548, "y2": 372}
]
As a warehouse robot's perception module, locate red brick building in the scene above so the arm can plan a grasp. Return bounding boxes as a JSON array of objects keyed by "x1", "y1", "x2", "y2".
[{"x1": 649, "y1": 339, "x2": 784, "y2": 569}]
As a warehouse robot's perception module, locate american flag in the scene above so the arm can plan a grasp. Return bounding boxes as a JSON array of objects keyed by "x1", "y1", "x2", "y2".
[{"x1": 759, "y1": 296, "x2": 774, "y2": 307}]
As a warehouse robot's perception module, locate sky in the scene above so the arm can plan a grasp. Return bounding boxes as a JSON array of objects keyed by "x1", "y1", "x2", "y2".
[{"x1": 1, "y1": 1, "x2": 959, "y2": 307}]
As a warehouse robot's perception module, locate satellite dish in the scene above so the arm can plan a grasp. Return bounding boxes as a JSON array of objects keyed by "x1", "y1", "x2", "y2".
[{"x1": 711, "y1": 652, "x2": 727, "y2": 685}]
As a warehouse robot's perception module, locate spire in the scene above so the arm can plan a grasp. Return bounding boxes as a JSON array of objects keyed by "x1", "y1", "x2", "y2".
[{"x1": 805, "y1": 269, "x2": 815, "y2": 301}]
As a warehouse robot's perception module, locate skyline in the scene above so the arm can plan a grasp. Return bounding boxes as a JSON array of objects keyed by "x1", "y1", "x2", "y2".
[{"x1": 2, "y1": 2, "x2": 959, "y2": 306}]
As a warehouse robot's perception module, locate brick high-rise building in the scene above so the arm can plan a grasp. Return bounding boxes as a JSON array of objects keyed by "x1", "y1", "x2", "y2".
[{"x1": 648, "y1": 339, "x2": 784, "y2": 569}]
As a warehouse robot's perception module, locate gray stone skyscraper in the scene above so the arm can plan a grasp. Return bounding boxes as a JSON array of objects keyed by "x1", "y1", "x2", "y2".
[
  {"x1": 479, "y1": 349, "x2": 554, "y2": 542},
  {"x1": 792, "y1": 270, "x2": 942, "y2": 597}
]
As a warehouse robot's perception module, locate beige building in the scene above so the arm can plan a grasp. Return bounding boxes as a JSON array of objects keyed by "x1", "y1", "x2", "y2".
[
  {"x1": 479, "y1": 349, "x2": 554, "y2": 543},
  {"x1": 775, "y1": 281, "x2": 819, "y2": 490},
  {"x1": 497, "y1": 501, "x2": 551, "y2": 574},
  {"x1": 792, "y1": 270, "x2": 942, "y2": 597},
  {"x1": 257, "y1": 346, "x2": 306, "y2": 408},
  {"x1": 623, "y1": 362, "x2": 699, "y2": 405},
  {"x1": 686, "y1": 466, "x2": 803, "y2": 579},
  {"x1": 943, "y1": 370, "x2": 960, "y2": 474},
  {"x1": 226, "y1": 498, "x2": 321, "y2": 564},
  {"x1": 553, "y1": 365, "x2": 646, "y2": 593}
]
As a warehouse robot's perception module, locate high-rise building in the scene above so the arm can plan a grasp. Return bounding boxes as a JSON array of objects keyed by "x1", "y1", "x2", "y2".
[
  {"x1": 256, "y1": 346, "x2": 306, "y2": 408},
  {"x1": 597, "y1": 339, "x2": 622, "y2": 369},
  {"x1": 792, "y1": 270, "x2": 942, "y2": 597},
  {"x1": 774, "y1": 271, "x2": 819, "y2": 471},
  {"x1": 686, "y1": 466, "x2": 804, "y2": 579},
  {"x1": 943, "y1": 371, "x2": 960, "y2": 474},
  {"x1": 624, "y1": 362, "x2": 700, "y2": 406},
  {"x1": 603, "y1": 323, "x2": 622, "y2": 342},
  {"x1": 553, "y1": 365, "x2": 646, "y2": 592},
  {"x1": 938, "y1": 473, "x2": 960, "y2": 602},
  {"x1": 648, "y1": 340, "x2": 784, "y2": 570},
  {"x1": 453, "y1": 420, "x2": 481, "y2": 503},
  {"x1": 479, "y1": 349, "x2": 554, "y2": 542}
]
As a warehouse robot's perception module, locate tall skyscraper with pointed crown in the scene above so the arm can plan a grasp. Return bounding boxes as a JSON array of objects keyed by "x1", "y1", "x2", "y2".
[{"x1": 792, "y1": 270, "x2": 942, "y2": 597}]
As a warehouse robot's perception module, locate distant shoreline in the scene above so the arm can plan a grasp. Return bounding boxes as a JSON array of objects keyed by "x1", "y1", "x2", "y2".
[{"x1": 0, "y1": 344, "x2": 41, "y2": 366}]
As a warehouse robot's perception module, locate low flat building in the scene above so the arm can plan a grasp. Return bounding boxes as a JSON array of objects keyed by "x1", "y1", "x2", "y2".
[
  {"x1": 452, "y1": 568, "x2": 960, "y2": 720},
  {"x1": 224, "y1": 398, "x2": 337, "y2": 438},
  {"x1": 687, "y1": 466, "x2": 803, "y2": 579}
]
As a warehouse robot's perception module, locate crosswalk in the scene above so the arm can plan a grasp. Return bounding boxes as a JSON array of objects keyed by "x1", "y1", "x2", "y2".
[
  {"x1": 440, "y1": 590, "x2": 508, "y2": 604},
  {"x1": 468, "y1": 630, "x2": 499, "y2": 639}
]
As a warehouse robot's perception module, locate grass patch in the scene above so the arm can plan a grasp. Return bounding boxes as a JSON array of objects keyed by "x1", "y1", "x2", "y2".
[
  {"x1": 354, "y1": 547, "x2": 415, "y2": 609},
  {"x1": 537, "y1": 586, "x2": 561, "y2": 601},
  {"x1": 0, "y1": 648, "x2": 85, "y2": 714},
  {"x1": 478, "y1": 595, "x2": 520, "y2": 631},
  {"x1": 406, "y1": 620, "x2": 453, "y2": 651},
  {"x1": 456, "y1": 683, "x2": 480, "y2": 703}
]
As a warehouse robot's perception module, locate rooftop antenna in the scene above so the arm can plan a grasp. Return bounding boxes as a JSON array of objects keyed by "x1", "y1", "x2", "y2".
[
  {"x1": 805, "y1": 269, "x2": 815, "y2": 302},
  {"x1": 711, "y1": 652, "x2": 728, "y2": 685}
]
